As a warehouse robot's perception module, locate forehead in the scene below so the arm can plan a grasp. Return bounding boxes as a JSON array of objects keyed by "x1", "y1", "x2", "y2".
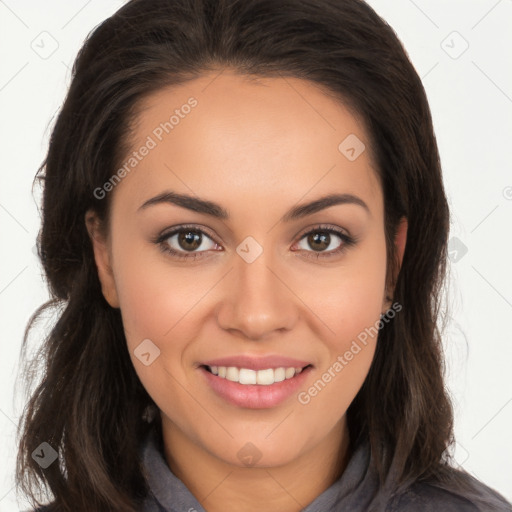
[{"x1": 112, "y1": 70, "x2": 382, "y2": 219}]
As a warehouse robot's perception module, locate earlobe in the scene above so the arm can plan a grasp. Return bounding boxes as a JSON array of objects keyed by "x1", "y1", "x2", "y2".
[{"x1": 85, "y1": 210, "x2": 120, "y2": 308}]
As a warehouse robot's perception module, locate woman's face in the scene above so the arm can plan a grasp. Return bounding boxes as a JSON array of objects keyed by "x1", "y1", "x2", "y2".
[{"x1": 88, "y1": 69, "x2": 405, "y2": 469}]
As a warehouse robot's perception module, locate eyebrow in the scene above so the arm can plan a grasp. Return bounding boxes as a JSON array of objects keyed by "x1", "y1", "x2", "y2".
[{"x1": 137, "y1": 190, "x2": 370, "y2": 222}]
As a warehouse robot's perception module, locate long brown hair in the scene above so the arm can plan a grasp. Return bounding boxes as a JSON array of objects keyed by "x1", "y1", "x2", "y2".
[{"x1": 15, "y1": 0, "x2": 496, "y2": 510}]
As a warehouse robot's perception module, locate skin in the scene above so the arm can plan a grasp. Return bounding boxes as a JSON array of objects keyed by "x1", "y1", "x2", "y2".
[{"x1": 86, "y1": 69, "x2": 407, "y2": 512}]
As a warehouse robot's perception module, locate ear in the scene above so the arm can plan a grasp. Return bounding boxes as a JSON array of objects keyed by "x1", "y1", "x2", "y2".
[
  {"x1": 85, "y1": 209, "x2": 120, "y2": 308},
  {"x1": 382, "y1": 217, "x2": 407, "y2": 313},
  {"x1": 394, "y1": 216, "x2": 408, "y2": 269}
]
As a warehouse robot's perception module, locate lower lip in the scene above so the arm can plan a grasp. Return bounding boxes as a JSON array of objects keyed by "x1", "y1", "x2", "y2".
[{"x1": 200, "y1": 366, "x2": 313, "y2": 409}]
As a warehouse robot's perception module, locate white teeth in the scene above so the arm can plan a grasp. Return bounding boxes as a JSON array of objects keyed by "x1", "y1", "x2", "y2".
[
  {"x1": 207, "y1": 365, "x2": 305, "y2": 385},
  {"x1": 239, "y1": 368, "x2": 257, "y2": 385},
  {"x1": 256, "y1": 368, "x2": 274, "y2": 385},
  {"x1": 226, "y1": 367, "x2": 239, "y2": 382},
  {"x1": 285, "y1": 367, "x2": 295, "y2": 379},
  {"x1": 274, "y1": 367, "x2": 286, "y2": 382}
]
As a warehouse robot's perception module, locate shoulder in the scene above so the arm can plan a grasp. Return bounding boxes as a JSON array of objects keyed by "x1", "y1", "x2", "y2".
[
  {"x1": 390, "y1": 482, "x2": 481, "y2": 511},
  {"x1": 389, "y1": 479, "x2": 512, "y2": 512}
]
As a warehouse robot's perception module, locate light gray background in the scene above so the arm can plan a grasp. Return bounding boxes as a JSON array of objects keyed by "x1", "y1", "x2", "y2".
[{"x1": 1, "y1": 1, "x2": 511, "y2": 510}]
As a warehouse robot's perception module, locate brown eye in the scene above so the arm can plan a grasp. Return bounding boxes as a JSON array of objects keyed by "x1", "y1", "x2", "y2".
[
  {"x1": 293, "y1": 225, "x2": 357, "y2": 260},
  {"x1": 176, "y1": 230, "x2": 203, "y2": 251},
  {"x1": 305, "y1": 231, "x2": 334, "y2": 252},
  {"x1": 158, "y1": 226, "x2": 219, "y2": 259},
  {"x1": 156, "y1": 224, "x2": 356, "y2": 261}
]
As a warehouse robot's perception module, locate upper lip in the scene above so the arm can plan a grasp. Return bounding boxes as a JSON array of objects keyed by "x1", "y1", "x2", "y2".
[{"x1": 201, "y1": 355, "x2": 313, "y2": 371}]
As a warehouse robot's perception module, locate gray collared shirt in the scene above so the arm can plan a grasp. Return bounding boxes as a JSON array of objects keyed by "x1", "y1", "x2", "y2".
[{"x1": 140, "y1": 426, "x2": 512, "y2": 512}]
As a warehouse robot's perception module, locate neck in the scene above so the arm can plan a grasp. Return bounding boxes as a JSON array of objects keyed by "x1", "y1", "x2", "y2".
[{"x1": 160, "y1": 416, "x2": 351, "y2": 512}]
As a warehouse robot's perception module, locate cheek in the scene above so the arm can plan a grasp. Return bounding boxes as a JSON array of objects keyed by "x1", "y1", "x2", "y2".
[
  {"x1": 305, "y1": 235, "x2": 388, "y2": 345},
  {"x1": 294, "y1": 234, "x2": 386, "y2": 410},
  {"x1": 113, "y1": 222, "x2": 388, "y2": 354},
  {"x1": 110, "y1": 246, "x2": 199, "y2": 410},
  {"x1": 111, "y1": 235, "x2": 200, "y2": 346},
  {"x1": 295, "y1": 268, "x2": 385, "y2": 432},
  {"x1": 107, "y1": 203, "x2": 214, "y2": 362}
]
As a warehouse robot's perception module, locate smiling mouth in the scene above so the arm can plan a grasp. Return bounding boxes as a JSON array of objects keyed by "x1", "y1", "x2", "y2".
[{"x1": 201, "y1": 364, "x2": 313, "y2": 386}]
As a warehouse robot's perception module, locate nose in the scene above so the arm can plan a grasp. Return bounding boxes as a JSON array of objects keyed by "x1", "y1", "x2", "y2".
[{"x1": 215, "y1": 247, "x2": 299, "y2": 341}]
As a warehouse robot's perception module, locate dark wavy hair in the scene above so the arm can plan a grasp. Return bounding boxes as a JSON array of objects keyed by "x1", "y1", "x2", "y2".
[{"x1": 15, "y1": 0, "x2": 501, "y2": 510}]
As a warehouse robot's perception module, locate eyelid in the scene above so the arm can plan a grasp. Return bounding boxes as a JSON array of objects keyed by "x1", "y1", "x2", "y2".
[
  {"x1": 291, "y1": 224, "x2": 356, "y2": 259},
  {"x1": 154, "y1": 223, "x2": 356, "y2": 260},
  {"x1": 154, "y1": 223, "x2": 220, "y2": 257},
  {"x1": 294, "y1": 222, "x2": 352, "y2": 240}
]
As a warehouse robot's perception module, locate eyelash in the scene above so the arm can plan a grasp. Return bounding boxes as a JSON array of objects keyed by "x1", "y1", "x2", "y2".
[{"x1": 153, "y1": 223, "x2": 357, "y2": 261}]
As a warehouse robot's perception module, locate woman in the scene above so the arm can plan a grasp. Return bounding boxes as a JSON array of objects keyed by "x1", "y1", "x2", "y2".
[{"x1": 16, "y1": 0, "x2": 512, "y2": 510}]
